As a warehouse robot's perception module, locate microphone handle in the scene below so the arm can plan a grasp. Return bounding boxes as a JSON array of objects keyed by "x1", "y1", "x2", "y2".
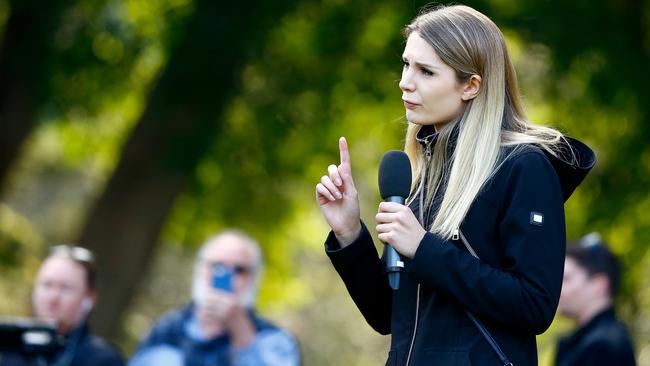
[{"x1": 384, "y1": 196, "x2": 405, "y2": 290}]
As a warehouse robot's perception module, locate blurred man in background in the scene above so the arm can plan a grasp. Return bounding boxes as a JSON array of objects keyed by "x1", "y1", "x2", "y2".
[
  {"x1": 0, "y1": 245, "x2": 124, "y2": 366},
  {"x1": 555, "y1": 233, "x2": 636, "y2": 366},
  {"x1": 129, "y1": 230, "x2": 300, "y2": 366}
]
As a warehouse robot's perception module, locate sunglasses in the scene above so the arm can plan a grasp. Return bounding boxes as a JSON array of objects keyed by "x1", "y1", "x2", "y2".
[
  {"x1": 208, "y1": 261, "x2": 251, "y2": 275},
  {"x1": 49, "y1": 245, "x2": 95, "y2": 264}
]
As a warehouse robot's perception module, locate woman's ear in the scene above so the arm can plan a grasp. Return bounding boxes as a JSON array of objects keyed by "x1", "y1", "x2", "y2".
[{"x1": 461, "y1": 75, "x2": 482, "y2": 101}]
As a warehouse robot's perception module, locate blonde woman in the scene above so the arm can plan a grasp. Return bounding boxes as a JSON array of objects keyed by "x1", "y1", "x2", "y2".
[{"x1": 316, "y1": 5, "x2": 595, "y2": 366}]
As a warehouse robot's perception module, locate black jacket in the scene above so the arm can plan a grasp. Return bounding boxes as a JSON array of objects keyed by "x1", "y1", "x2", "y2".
[
  {"x1": 325, "y1": 131, "x2": 595, "y2": 366},
  {"x1": 555, "y1": 308, "x2": 636, "y2": 366}
]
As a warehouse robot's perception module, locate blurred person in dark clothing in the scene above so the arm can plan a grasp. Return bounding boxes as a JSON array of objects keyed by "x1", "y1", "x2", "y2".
[
  {"x1": 129, "y1": 230, "x2": 300, "y2": 366},
  {"x1": 555, "y1": 233, "x2": 636, "y2": 366},
  {"x1": 0, "y1": 245, "x2": 124, "y2": 366}
]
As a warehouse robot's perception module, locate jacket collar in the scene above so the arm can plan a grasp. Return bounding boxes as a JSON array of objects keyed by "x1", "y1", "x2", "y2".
[
  {"x1": 416, "y1": 125, "x2": 439, "y2": 149},
  {"x1": 415, "y1": 123, "x2": 460, "y2": 161}
]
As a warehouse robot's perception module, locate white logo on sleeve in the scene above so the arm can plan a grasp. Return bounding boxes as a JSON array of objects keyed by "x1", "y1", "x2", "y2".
[{"x1": 530, "y1": 212, "x2": 544, "y2": 226}]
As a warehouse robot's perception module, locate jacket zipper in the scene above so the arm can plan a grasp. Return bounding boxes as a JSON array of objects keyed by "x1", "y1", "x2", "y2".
[
  {"x1": 405, "y1": 139, "x2": 433, "y2": 365},
  {"x1": 409, "y1": 134, "x2": 507, "y2": 365},
  {"x1": 456, "y1": 229, "x2": 478, "y2": 259},
  {"x1": 455, "y1": 230, "x2": 514, "y2": 365},
  {"x1": 404, "y1": 284, "x2": 420, "y2": 366}
]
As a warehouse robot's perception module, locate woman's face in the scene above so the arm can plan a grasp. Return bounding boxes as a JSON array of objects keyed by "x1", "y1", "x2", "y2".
[{"x1": 399, "y1": 32, "x2": 466, "y2": 130}]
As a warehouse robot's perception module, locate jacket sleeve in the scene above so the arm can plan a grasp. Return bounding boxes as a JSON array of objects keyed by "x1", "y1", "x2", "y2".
[
  {"x1": 408, "y1": 151, "x2": 566, "y2": 334},
  {"x1": 325, "y1": 222, "x2": 392, "y2": 335}
]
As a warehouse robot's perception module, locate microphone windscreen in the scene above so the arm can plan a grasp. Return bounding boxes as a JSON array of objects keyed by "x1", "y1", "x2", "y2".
[{"x1": 378, "y1": 150, "x2": 412, "y2": 199}]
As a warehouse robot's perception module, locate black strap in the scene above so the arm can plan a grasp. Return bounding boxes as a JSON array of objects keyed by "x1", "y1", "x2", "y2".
[
  {"x1": 465, "y1": 311, "x2": 513, "y2": 366},
  {"x1": 456, "y1": 229, "x2": 513, "y2": 365}
]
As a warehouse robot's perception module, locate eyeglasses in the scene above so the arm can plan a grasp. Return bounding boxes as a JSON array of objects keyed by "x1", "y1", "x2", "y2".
[
  {"x1": 208, "y1": 261, "x2": 251, "y2": 275},
  {"x1": 49, "y1": 245, "x2": 95, "y2": 264}
]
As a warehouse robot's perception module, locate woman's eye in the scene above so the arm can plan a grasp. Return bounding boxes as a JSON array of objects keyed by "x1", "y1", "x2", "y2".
[
  {"x1": 402, "y1": 59, "x2": 409, "y2": 68},
  {"x1": 421, "y1": 68, "x2": 434, "y2": 76}
]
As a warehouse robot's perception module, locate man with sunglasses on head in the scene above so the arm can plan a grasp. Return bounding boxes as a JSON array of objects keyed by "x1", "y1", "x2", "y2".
[
  {"x1": 129, "y1": 230, "x2": 300, "y2": 366},
  {"x1": 0, "y1": 245, "x2": 124, "y2": 366},
  {"x1": 555, "y1": 233, "x2": 636, "y2": 366}
]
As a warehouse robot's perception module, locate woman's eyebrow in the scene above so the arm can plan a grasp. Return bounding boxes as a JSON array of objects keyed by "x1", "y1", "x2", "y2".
[
  {"x1": 402, "y1": 56, "x2": 439, "y2": 70},
  {"x1": 414, "y1": 61, "x2": 438, "y2": 70}
]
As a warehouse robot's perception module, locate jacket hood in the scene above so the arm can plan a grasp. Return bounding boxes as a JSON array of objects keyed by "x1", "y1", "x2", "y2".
[{"x1": 542, "y1": 136, "x2": 596, "y2": 202}]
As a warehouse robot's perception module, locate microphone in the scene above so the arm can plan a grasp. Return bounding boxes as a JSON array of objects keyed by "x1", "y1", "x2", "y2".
[{"x1": 378, "y1": 150, "x2": 412, "y2": 290}]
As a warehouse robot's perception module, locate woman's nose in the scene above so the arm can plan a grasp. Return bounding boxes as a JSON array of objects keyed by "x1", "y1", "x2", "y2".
[{"x1": 399, "y1": 70, "x2": 415, "y2": 92}]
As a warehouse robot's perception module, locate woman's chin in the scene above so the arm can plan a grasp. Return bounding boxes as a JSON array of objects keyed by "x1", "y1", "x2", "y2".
[{"x1": 407, "y1": 118, "x2": 435, "y2": 127}]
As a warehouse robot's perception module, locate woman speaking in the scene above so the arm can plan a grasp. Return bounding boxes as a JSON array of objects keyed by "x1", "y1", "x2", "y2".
[{"x1": 315, "y1": 4, "x2": 595, "y2": 366}]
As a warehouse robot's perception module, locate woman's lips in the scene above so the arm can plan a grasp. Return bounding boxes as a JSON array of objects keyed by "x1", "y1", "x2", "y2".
[{"x1": 403, "y1": 99, "x2": 420, "y2": 109}]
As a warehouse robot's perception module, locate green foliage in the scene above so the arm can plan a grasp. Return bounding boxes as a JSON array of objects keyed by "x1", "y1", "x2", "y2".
[
  {"x1": 0, "y1": 0, "x2": 9, "y2": 36},
  {"x1": 0, "y1": 204, "x2": 41, "y2": 268},
  {"x1": 0, "y1": 203, "x2": 42, "y2": 315}
]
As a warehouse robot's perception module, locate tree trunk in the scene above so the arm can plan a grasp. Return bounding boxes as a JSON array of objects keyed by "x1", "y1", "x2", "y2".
[
  {"x1": 78, "y1": 0, "x2": 297, "y2": 339},
  {"x1": 0, "y1": 1, "x2": 65, "y2": 192}
]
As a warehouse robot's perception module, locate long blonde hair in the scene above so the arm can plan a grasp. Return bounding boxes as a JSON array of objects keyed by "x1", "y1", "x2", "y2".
[{"x1": 404, "y1": 5, "x2": 570, "y2": 239}]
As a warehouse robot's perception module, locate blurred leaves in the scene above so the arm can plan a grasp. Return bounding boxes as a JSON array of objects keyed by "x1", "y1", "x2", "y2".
[{"x1": 0, "y1": 203, "x2": 42, "y2": 315}]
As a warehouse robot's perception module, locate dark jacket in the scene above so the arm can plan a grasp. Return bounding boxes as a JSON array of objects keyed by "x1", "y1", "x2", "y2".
[
  {"x1": 555, "y1": 308, "x2": 636, "y2": 366},
  {"x1": 326, "y1": 128, "x2": 595, "y2": 366},
  {"x1": 0, "y1": 323, "x2": 124, "y2": 366},
  {"x1": 131, "y1": 303, "x2": 300, "y2": 366}
]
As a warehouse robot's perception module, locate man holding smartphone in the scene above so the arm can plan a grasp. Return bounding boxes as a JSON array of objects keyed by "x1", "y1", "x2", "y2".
[{"x1": 129, "y1": 230, "x2": 300, "y2": 366}]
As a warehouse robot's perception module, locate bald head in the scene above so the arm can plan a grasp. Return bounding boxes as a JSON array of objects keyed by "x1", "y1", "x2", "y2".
[{"x1": 197, "y1": 230, "x2": 262, "y2": 272}]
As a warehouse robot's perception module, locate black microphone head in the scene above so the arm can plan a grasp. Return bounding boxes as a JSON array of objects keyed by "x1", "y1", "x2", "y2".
[{"x1": 378, "y1": 150, "x2": 412, "y2": 199}]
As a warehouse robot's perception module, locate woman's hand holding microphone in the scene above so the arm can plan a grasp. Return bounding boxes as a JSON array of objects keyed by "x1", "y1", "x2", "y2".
[{"x1": 375, "y1": 202, "x2": 426, "y2": 259}]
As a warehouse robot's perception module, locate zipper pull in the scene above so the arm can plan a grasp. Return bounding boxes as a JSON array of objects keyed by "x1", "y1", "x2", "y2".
[
  {"x1": 452, "y1": 229, "x2": 459, "y2": 241},
  {"x1": 425, "y1": 143, "x2": 432, "y2": 159}
]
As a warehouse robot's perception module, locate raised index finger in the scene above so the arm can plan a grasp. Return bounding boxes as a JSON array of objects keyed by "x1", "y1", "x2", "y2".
[{"x1": 339, "y1": 137, "x2": 351, "y2": 168}]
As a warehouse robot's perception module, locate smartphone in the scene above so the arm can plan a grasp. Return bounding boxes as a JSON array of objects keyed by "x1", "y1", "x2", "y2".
[{"x1": 212, "y1": 264, "x2": 233, "y2": 293}]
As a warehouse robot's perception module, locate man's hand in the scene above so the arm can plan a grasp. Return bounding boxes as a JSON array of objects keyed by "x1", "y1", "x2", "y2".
[{"x1": 196, "y1": 289, "x2": 255, "y2": 347}]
